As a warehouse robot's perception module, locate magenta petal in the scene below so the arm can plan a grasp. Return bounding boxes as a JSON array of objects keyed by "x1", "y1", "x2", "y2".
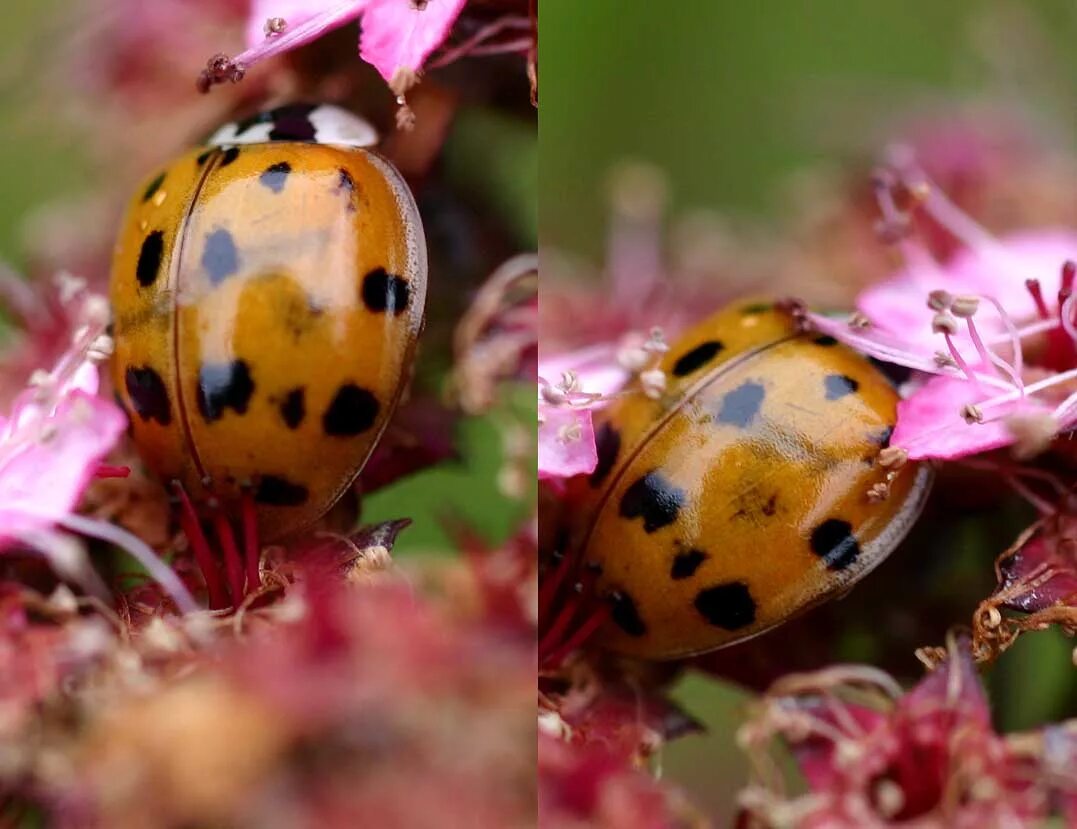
[
  {"x1": 539, "y1": 407, "x2": 597, "y2": 481},
  {"x1": 892, "y1": 375, "x2": 1038, "y2": 460},
  {"x1": 859, "y1": 229, "x2": 1077, "y2": 351},
  {"x1": 358, "y1": 0, "x2": 467, "y2": 83},
  {"x1": 0, "y1": 391, "x2": 126, "y2": 541},
  {"x1": 245, "y1": 0, "x2": 343, "y2": 48},
  {"x1": 539, "y1": 345, "x2": 628, "y2": 400}
]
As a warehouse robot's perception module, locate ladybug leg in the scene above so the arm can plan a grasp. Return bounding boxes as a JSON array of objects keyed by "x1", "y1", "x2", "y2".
[
  {"x1": 211, "y1": 507, "x2": 245, "y2": 607},
  {"x1": 171, "y1": 481, "x2": 229, "y2": 610},
  {"x1": 240, "y1": 485, "x2": 261, "y2": 592}
]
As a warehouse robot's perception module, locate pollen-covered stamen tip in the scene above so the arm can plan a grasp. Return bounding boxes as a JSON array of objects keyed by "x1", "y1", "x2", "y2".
[
  {"x1": 539, "y1": 379, "x2": 568, "y2": 407},
  {"x1": 927, "y1": 289, "x2": 953, "y2": 313}
]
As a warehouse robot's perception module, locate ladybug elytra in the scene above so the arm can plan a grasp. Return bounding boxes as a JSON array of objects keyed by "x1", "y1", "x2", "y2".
[{"x1": 110, "y1": 103, "x2": 427, "y2": 542}]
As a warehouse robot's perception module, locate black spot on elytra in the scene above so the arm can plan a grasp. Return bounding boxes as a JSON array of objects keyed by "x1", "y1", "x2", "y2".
[
  {"x1": 124, "y1": 366, "x2": 171, "y2": 425},
  {"x1": 259, "y1": 161, "x2": 292, "y2": 193},
  {"x1": 323, "y1": 383, "x2": 380, "y2": 436},
  {"x1": 813, "y1": 335, "x2": 838, "y2": 346},
  {"x1": 608, "y1": 591, "x2": 647, "y2": 637},
  {"x1": 220, "y1": 146, "x2": 241, "y2": 166},
  {"x1": 197, "y1": 360, "x2": 254, "y2": 422},
  {"x1": 672, "y1": 340, "x2": 724, "y2": 377},
  {"x1": 714, "y1": 380, "x2": 766, "y2": 428},
  {"x1": 142, "y1": 172, "x2": 165, "y2": 203},
  {"x1": 589, "y1": 422, "x2": 621, "y2": 487},
  {"x1": 762, "y1": 494, "x2": 778, "y2": 516},
  {"x1": 361, "y1": 268, "x2": 411, "y2": 316},
  {"x1": 136, "y1": 231, "x2": 164, "y2": 288},
  {"x1": 694, "y1": 582, "x2": 756, "y2": 630},
  {"x1": 824, "y1": 374, "x2": 859, "y2": 400},
  {"x1": 741, "y1": 302, "x2": 771, "y2": 314},
  {"x1": 810, "y1": 519, "x2": 860, "y2": 571},
  {"x1": 869, "y1": 357, "x2": 913, "y2": 388},
  {"x1": 279, "y1": 387, "x2": 305, "y2": 429},
  {"x1": 619, "y1": 471, "x2": 684, "y2": 533},
  {"x1": 671, "y1": 549, "x2": 707, "y2": 580},
  {"x1": 202, "y1": 228, "x2": 239, "y2": 285},
  {"x1": 255, "y1": 475, "x2": 309, "y2": 506},
  {"x1": 196, "y1": 149, "x2": 213, "y2": 166}
]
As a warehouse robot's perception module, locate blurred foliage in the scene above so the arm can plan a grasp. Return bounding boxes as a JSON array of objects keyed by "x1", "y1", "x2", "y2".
[
  {"x1": 0, "y1": 0, "x2": 90, "y2": 265},
  {"x1": 541, "y1": 0, "x2": 1077, "y2": 258},
  {"x1": 364, "y1": 383, "x2": 535, "y2": 555}
]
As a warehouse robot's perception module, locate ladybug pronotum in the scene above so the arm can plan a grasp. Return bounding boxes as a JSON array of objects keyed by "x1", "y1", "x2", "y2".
[
  {"x1": 566, "y1": 301, "x2": 933, "y2": 659},
  {"x1": 110, "y1": 103, "x2": 427, "y2": 541}
]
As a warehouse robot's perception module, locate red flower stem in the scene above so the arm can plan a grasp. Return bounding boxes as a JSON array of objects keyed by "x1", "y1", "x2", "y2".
[
  {"x1": 172, "y1": 482, "x2": 228, "y2": 610},
  {"x1": 94, "y1": 464, "x2": 131, "y2": 478},
  {"x1": 538, "y1": 551, "x2": 572, "y2": 621},
  {"x1": 542, "y1": 603, "x2": 610, "y2": 668},
  {"x1": 214, "y1": 512, "x2": 245, "y2": 606},
  {"x1": 241, "y1": 491, "x2": 261, "y2": 591}
]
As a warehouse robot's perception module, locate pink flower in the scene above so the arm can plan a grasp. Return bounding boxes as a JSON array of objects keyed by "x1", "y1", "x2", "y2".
[
  {"x1": 0, "y1": 290, "x2": 197, "y2": 613},
  {"x1": 538, "y1": 731, "x2": 694, "y2": 828},
  {"x1": 806, "y1": 153, "x2": 1077, "y2": 462},
  {"x1": 0, "y1": 298, "x2": 122, "y2": 546},
  {"x1": 537, "y1": 344, "x2": 632, "y2": 482},
  {"x1": 739, "y1": 637, "x2": 1076, "y2": 827},
  {"x1": 204, "y1": 0, "x2": 468, "y2": 95}
]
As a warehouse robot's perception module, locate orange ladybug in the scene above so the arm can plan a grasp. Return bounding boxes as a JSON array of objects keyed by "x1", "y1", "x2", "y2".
[
  {"x1": 564, "y1": 301, "x2": 932, "y2": 659},
  {"x1": 110, "y1": 103, "x2": 426, "y2": 542}
]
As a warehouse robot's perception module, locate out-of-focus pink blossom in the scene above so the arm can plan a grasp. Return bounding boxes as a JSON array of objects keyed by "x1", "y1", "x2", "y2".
[
  {"x1": 538, "y1": 731, "x2": 695, "y2": 828},
  {"x1": 0, "y1": 295, "x2": 123, "y2": 545},
  {"x1": 0, "y1": 289, "x2": 198, "y2": 613},
  {"x1": 738, "y1": 638, "x2": 1077, "y2": 827},
  {"x1": 0, "y1": 389, "x2": 124, "y2": 541}
]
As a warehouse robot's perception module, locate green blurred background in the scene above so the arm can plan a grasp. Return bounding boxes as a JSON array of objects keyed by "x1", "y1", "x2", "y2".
[{"x1": 541, "y1": 0, "x2": 1076, "y2": 822}]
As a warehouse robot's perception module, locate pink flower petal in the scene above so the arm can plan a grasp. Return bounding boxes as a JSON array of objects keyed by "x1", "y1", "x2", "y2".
[
  {"x1": 859, "y1": 230, "x2": 1077, "y2": 352},
  {"x1": 539, "y1": 407, "x2": 597, "y2": 481},
  {"x1": 539, "y1": 344, "x2": 629, "y2": 400},
  {"x1": 0, "y1": 390, "x2": 126, "y2": 542},
  {"x1": 245, "y1": 0, "x2": 342, "y2": 49},
  {"x1": 359, "y1": 0, "x2": 468, "y2": 84},
  {"x1": 892, "y1": 375, "x2": 1048, "y2": 460}
]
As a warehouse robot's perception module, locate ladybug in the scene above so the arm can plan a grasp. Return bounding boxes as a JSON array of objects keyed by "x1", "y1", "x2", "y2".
[
  {"x1": 564, "y1": 301, "x2": 932, "y2": 660},
  {"x1": 110, "y1": 103, "x2": 427, "y2": 542}
]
